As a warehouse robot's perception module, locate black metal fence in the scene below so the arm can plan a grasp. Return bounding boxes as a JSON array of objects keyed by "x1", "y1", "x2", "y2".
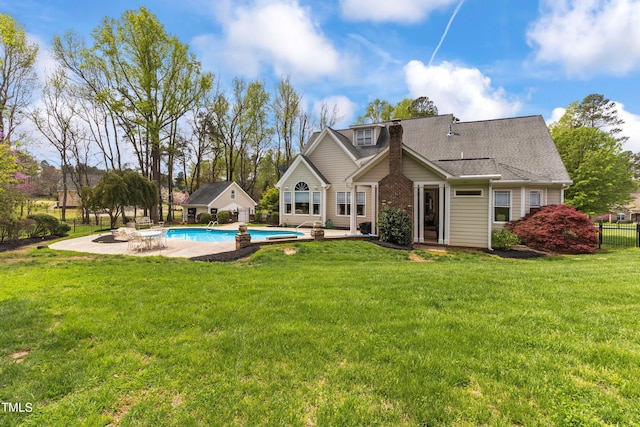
[{"x1": 598, "y1": 222, "x2": 640, "y2": 248}]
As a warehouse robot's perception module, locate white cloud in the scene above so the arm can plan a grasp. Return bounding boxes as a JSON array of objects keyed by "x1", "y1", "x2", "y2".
[
  {"x1": 617, "y1": 104, "x2": 640, "y2": 153},
  {"x1": 340, "y1": 0, "x2": 459, "y2": 23},
  {"x1": 196, "y1": 0, "x2": 342, "y2": 79},
  {"x1": 312, "y1": 95, "x2": 357, "y2": 128},
  {"x1": 403, "y1": 60, "x2": 521, "y2": 121},
  {"x1": 527, "y1": 0, "x2": 640, "y2": 76}
]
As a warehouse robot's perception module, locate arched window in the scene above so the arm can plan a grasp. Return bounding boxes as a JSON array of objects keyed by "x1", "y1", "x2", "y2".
[
  {"x1": 295, "y1": 182, "x2": 309, "y2": 191},
  {"x1": 294, "y1": 181, "x2": 310, "y2": 214}
]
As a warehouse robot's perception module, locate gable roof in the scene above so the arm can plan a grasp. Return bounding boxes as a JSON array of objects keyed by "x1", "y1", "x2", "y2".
[
  {"x1": 275, "y1": 154, "x2": 330, "y2": 189},
  {"x1": 185, "y1": 182, "x2": 234, "y2": 205},
  {"x1": 303, "y1": 126, "x2": 388, "y2": 164},
  {"x1": 332, "y1": 114, "x2": 571, "y2": 184}
]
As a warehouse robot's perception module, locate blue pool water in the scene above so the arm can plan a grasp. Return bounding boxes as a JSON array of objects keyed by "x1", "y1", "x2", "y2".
[{"x1": 166, "y1": 227, "x2": 303, "y2": 243}]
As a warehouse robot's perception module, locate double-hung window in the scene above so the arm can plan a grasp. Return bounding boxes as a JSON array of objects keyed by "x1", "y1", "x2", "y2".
[
  {"x1": 356, "y1": 129, "x2": 373, "y2": 146},
  {"x1": 529, "y1": 191, "x2": 541, "y2": 210},
  {"x1": 337, "y1": 191, "x2": 366, "y2": 216},
  {"x1": 284, "y1": 191, "x2": 292, "y2": 214},
  {"x1": 494, "y1": 190, "x2": 511, "y2": 222},
  {"x1": 312, "y1": 192, "x2": 321, "y2": 215},
  {"x1": 337, "y1": 192, "x2": 349, "y2": 215}
]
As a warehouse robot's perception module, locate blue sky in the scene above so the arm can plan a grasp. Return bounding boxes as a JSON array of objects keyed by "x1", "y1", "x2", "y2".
[{"x1": 3, "y1": 0, "x2": 640, "y2": 157}]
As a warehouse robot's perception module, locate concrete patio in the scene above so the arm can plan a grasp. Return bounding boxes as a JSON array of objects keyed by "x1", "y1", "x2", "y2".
[{"x1": 49, "y1": 224, "x2": 361, "y2": 258}]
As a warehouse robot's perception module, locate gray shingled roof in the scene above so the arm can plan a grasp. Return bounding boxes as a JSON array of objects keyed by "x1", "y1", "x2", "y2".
[
  {"x1": 399, "y1": 114, "x2": 571, "y2": 183},
  {"x1": 185, "y1": 182, "x2": 233, "y2": 205},
  {"x1": 321, "y1": 114, "x2": 570, "y2": 183}
]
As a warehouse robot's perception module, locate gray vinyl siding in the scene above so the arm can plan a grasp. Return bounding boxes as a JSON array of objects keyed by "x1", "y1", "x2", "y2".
[{"x1": 449, "y1": 185, "x2": 490, "y2": 248}]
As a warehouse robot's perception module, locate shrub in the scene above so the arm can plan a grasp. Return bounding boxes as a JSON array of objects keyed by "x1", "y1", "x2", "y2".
[
  {"x1": 378, "y1": 207, "x2": 412, "y2": 246},
  {"x1": 0, "y1": 218, "x2": 23, "y2": 243},
  {"x1": 26, "y1": 214, "x2": 60, "y2": 238},
  {"x1": 506, "y1": 204, "x2": 598, "y2": 254},
  {"x1": 199, "y1": 213, "x2": 212, "y2": 224},
  {"x1": 491, "y1": 229, "x2": 520, "y2": 250},
  {"x1": 217, "y1": 210, "x2": 230, "y2": 224},
  {"x1": 55, "y1": 222, "x2": 71, "y2": 236}
]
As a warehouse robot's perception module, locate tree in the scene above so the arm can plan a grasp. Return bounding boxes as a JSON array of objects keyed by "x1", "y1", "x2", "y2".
[
  {"x1": 29, "y1": 68, "x2": 85, "y2": 221},
  {"x1": 92, "y1": 170, "x2": 157, "y2": 228},
  {"x1": 272, "y1": 76, "x2": 304, "y2": 176},
  {"x1": 551, "y1": 126, "x2": 635, "y2": 214},
  {"x1": 507, "y1": 204, "x2": 598, "y2": 254},
  {"x1": 53, "y1": 7, "x2": 213, "y2": 222},
  {"x1": 0, "y1": 13, "x2": 39, "y2": 144},
  {"x1": 357, "y1": 96, "x2": 439, "y2": 123},
  {"x1": 356, "y1": 99, "x2": 394, "y2": 124},
  {"x1": 408, "y1": 96, "x2": 438, "y2": 118},
  {"x1": 555, "y1": 94, "x2": 627, "y2": 142}
]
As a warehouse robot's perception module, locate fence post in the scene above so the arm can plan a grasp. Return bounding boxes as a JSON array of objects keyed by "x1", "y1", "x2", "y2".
[
  {"x1": 637, "y1": 223, "x2": 640, "y2": 248},
  {"x1": 598, "y1": 222, "x2": 603, "y2": 249}
]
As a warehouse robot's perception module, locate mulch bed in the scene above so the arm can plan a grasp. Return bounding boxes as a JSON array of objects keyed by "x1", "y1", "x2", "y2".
[
  {"x1": 483, "y1": 246, "x2": 548, "y2": 259},
  {"x1": 190, "y1": 245, "x2": 260, "y2": 262},
  {"x1": 0, "y1": 235, "x2": 60, "y2": 252},
  {"x1": 92, "y1": 235, "x2": 126, "y2": 244}
]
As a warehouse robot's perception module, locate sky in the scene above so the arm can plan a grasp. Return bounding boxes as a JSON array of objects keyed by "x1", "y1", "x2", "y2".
[{"x1": 3, "y1": 0, "x2": 640, "y2": 162}]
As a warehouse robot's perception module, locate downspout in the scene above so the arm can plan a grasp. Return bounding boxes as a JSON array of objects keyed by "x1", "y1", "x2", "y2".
[{"x1": 488, "y1": 179, "x2": 494, "y2": 250}]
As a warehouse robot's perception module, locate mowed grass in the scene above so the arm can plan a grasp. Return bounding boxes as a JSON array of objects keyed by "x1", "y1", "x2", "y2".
[{"x1": 1, "y1": 242, "x2": 640, "y2": 426}]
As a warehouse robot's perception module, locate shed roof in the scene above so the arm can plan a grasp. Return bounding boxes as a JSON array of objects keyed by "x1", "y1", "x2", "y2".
[{"x1": 185, "y1": 182, "x2": 233, "y2": 205}]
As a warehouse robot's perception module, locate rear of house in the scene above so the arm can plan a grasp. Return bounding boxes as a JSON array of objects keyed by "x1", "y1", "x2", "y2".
[{"x1": 276, "y1": 114, "x2": 571, "y2": 249}]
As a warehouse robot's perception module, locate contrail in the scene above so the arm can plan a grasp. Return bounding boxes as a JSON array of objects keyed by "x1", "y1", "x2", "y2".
[{"x1": 428, "y1": 0, "x2": 465, "y2": 67}]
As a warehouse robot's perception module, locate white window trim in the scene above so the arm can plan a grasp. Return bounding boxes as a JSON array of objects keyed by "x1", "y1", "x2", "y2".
[
  {"x1": 283, "y1": 191, "x2": 292, "y2": 215},
  {"x1": 529, "y1": 190, "x2": 542, "y2": 209},
  {"x1": 355, "y1": 128, "x2": 373, "y2": 146},
  {"x1": 493, "y1": 190, "x2": 512, "y2": 223},
  {"x1": 336, "y1": 191, "x2": 366, "y2": 217},
  {"x1": 454, "y1": 189, "x2": 484, "y2": 197}
]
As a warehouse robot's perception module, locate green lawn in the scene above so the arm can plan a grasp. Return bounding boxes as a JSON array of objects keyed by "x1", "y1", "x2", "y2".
[{"x1": 1, "y1": 242, "x2": 640, "y2": 426}]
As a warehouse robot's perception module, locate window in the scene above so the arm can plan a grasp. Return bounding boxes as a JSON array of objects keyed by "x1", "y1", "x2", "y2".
[
  {"x1": 284, "y1": 191, "x2": 292, "y2": 214},
  {"x1": 494, "y1": 191, "x2": 511, "y2": 222},
  {"x1": 356, "y1": 129, "x2": 373, "y2": 146},
  {"x1": 337, "y1": 192, "x2": 349, "y2": 215},
  {"x1": 313, "y1": 192, "x2": 321, "y2": 215},
  {"x1": 294, "y1": 182, "x2": 310, "y2": 215},
  {"x1": 356, "y1": 192, "x2": 366, "y2": 216},
  {"x1": 336, "y1": 191, "x2": 366, "y2": 216},
  {"x1": 529, "y1": 191, "x2": 541, "y2": 209},
  {"x1": 455, "y1": 189, "x2": 483, "y2": 197}
]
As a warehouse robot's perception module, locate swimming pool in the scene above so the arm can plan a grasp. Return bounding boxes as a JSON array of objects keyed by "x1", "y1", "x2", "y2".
[{"x1": 166, "y1": 227, "x2": 303, "y2": 243}]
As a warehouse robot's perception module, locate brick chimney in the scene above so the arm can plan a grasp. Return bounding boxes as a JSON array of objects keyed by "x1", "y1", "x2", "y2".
[
  {"x1": 388, "y1": 120, "x2": 403, "y2": 176},
  {"x1": 378, "y1": 120, "x2": 414, "y2": 238}
]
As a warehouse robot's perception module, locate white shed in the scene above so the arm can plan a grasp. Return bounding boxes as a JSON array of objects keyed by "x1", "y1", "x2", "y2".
[{"x1": 181, "y1": 182, "x2": 257, "y2": 223}]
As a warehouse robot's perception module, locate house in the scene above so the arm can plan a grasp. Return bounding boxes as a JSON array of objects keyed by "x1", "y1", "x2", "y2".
[
  {"x1": 275, "y1": 114, "x2": 572, "y2": 249},
  {"x1": 57, "y1": 174, "x2": 103, "y2": 208},
  {"x1": 181, "y1": 181, "x2": 257, "y2": 223}
]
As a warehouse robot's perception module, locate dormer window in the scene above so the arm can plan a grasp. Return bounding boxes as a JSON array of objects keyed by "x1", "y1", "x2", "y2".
[{"x1": 356, "y1": 129, "x2": 373, "y2": 146}]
